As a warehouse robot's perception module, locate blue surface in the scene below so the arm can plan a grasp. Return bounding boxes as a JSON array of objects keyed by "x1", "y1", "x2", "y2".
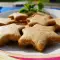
[
  {"x1": 0, "y1": 6, "x2": 60, "y2": 13},
  {"x1": 0, "y1": 6, "x2": 23, "y2": 13},
  {"x1": 51, "y1": 8, "x2": 60, "y2": 10}
]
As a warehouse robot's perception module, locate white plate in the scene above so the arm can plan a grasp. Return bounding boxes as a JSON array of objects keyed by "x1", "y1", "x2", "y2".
[{"x1": 0, "y1": 10, "x2": 60, "y2": 56}]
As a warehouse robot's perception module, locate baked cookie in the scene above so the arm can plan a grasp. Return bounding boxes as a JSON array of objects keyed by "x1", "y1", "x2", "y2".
[
  {"x1": 14, "y1": 20, "x2": 28, "y2": 25},
  {"x1": 0, "y1": 18, "x2": 16, "y2": 26},
  {"x1": 27, "y1": 12, "x2": 55, "y2": 26},
  {"x1": 8, "y1": 12, "x2": 28, "y2": 21},
  {"x1": 0, "y1": 23, "x2": 24, "y2": 46},
  {"x1": 49, "y1": 18, "x2": 60, "y2": 30},
  {"x1": 18, "y1": 24, "x2": 60, "y2": 51}
]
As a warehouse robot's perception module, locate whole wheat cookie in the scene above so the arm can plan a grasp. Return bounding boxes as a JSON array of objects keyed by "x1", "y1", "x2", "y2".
[
  {"x1": 27, "y1": 12, "x2": 55, "y2": 26},
  {"x1": 0, "y1": 23, "x2": 24, "y2": 46},
  {"x1": 0, "y1": 18, "x2": 16, "y2": 26},
  {"x1": 8, "y1": 12, "x2": 28, "y2": 21},
  {"x1": 18, "y1": 24, "x2": 60, "y2": 51}
]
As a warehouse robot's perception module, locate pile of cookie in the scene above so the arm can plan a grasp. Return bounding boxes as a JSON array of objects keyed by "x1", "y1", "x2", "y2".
[{"x1": 0, "y1": 12, "x2": 60, "y2": 52}]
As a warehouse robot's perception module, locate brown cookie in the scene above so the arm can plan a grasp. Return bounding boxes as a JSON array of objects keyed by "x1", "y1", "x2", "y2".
[
  {"x1": 0, "y1": 18, "x2": 16, "y2": 26},
  {"x1": 8, "y1": 12, "x2": 28, "y2": 21},
  {"x1": 49, "y1": 18, "x2": 60, "y2": 30},
  {"x1": 0, "y1": 23, "x2": 24, "y2": 46},
  {"x1": 27, "y1": 12, "x2": 55, "y2": 26},
  {"x1": 18, "y1": 24, "x2": 60, "y2": 51},
  {"x1": 14, "y1": 20, "x2": 28, "y2": 25}
]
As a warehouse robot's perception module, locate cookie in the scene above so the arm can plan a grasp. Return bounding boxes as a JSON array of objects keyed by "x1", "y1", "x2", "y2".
[
  {"x1": 0, "y1": 18, "x2": 16, "y2": 26},
  {"x1": 49, "y1": 18, "x2": 60, "y2": 30},
  {"x1": 0, "y1": 23, "x2": 24, "y2": 46},
  {"x1": 18, "y1": 24, "x2": 60, "y2": 51},
  {"x1": 14, "y1": 20, "x2": 28, "y2": 25},
  {"x1": 8, "y1": 12, "x2": 28, "y2": 21},
  {"x1": 27, "y1": 12, "x2": 55, "y2": 26}
]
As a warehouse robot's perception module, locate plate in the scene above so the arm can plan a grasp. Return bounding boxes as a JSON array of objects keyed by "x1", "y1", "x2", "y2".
[{"x1": 0, "y1": 10, "x2": 60, "y2": 57}]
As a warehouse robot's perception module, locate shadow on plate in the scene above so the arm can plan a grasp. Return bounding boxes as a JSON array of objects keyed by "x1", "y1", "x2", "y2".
[{"x1": 0, "y1": 41, "x2": 60, "y2": 54}]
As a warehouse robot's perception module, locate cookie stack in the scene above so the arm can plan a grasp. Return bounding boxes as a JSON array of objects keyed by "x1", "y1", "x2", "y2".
[{"x1": 0, "y1": 12, "x2": 60, "y2": 52}]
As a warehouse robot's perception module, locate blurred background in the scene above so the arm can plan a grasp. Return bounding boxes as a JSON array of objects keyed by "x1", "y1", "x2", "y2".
[
  {"x1": 0, "y1": 0, "x2": 59, "y2": 13},
  {"x1": 0, "y1": 0, "x2": 60, "y2": 2}
]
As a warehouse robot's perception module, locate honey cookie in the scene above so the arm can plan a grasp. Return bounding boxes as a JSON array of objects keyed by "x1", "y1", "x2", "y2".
[
  {"x1": 0, "y1": 23, "x2": 24, "y2": 46},
  {"x1": 18, "y1": 24, "x2": 60, "y2": 51}
]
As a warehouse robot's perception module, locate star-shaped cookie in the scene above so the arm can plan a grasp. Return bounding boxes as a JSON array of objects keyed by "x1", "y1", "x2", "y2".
[
  {"x1": 18, "y1": 24, "x2": 60, "y2": 51},
  {"x1": 0, "y1": 23, "x2": 24, "y2": 46},
  {"x1": 9, "y1": 12, "x2": 28, "y2": 21},
  {"x1": 27, "y1": 12, "x2": 55, "y2": 26},
  {"x1": 49, "y1": 18, "x2": 60, "y2": 30},
  {"x1": 8, "y1": 12, "x2": 28, "y2": 25},
  {"x1": 0, "y1": 18, "x2": 15, "y2": 26}
]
